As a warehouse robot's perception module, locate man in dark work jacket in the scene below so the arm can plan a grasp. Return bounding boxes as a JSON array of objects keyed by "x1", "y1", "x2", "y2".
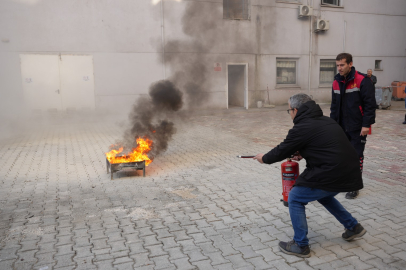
[
  {"x1": 254, "y1": 93, "x2": 366, "y2": 258},
  {"x1": 331, "y1": 53, "x2": 376, "y2": 199}
]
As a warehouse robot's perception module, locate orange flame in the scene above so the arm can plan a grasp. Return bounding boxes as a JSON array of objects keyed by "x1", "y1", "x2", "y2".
[{"x1": 106, "y1": 137, "x2": 153, "y2": 165}]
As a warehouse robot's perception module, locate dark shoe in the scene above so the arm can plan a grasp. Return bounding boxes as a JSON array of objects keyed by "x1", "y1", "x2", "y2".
[
  {"x1": 345, "y1": 191, "x2": 359, "y2": 199},
  {"x1": 279, "y1": 240, "x2": 311, "y2": 258},
  {"x1": 342, "y1": 223, "x2": 367, "y2": 241},
  {"x1": 403, "y1": 120, "x2": 406, "y2": 124}
]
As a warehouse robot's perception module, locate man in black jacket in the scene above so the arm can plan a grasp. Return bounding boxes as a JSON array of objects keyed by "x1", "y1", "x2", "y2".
[
  {"x1": 331, "y1": 53, "x2": 376, "y2": 199},
  {"x1": 367, "y1": 69, "x2": 377, "y2": 86},
  {"x1": 254, "y1": 93, "x2": 366, "y2": 258}
]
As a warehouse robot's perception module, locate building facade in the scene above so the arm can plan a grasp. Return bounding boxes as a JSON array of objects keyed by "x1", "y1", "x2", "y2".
[{"x1": 0, "y1": 0, "x2": 406, "y2": 115}]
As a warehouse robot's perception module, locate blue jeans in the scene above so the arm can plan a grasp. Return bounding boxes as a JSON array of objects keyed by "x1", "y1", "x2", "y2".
[{"x1": 288, "y1": 186, "x2": 358, "y2": 247}]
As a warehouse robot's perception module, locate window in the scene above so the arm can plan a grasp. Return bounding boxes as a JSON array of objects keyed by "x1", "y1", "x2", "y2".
[
  {"x1": 223, "y1": 0, "x2": 250, "y2": 20},
  {"x1": 321, "y1": 0, "x2": 341, "y2": 6},
  {"x1": 277, "y1": 59, "x2": 298, "y2": 85},
  {"x1": 319, "y1": 60, "x2": 336, "y2": 84},
  {"x1": 375, "y1": 60, "x2": 382, "y2": 70}
]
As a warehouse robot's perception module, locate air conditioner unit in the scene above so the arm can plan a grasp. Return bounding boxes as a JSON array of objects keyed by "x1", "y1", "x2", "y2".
[
  {"x1": 314, "y1": 19, "x2": 330, "y2": 32},
  {"x1": 298, "y1": 5, "x2": 313, "y2": 17}
]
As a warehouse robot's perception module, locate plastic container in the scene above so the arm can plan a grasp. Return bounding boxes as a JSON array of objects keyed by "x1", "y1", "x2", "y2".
[
  {"x1": 381, "y1": 87, "x2": 393, "y2": 109},
  {"x1": 375, "y1": 87, "x2": 382, "y2": 105},
  {"x1": 391, "y1": 81, "x2": 406, "y2": 100},
  {"x1": 257, "y1": 101, "x2": 263, "y2": 108},
  {"x1": 375, "y1": 86, "x2": 392, "y2": 109}
]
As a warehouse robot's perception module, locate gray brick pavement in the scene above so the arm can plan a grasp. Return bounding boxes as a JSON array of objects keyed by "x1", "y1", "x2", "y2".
[{"x1": 0, "y1": 105, "x2": 406, "y2": 269}]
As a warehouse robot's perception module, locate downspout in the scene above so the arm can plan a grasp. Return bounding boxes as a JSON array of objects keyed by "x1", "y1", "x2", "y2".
[
  {"x1": 160, "y1": 0, "x2": 166, "y2": 79},
  {"x1": 343, "y1": 20, "x2": 347, "y2": 52},
  {"x1": 308, "y1": 0, "x2": 313, "y2": 95}
]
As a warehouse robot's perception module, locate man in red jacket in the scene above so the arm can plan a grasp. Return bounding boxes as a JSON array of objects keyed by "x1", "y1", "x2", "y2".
[{"x1": 330, "y1": 53, "x2": 376, "y2": 199}]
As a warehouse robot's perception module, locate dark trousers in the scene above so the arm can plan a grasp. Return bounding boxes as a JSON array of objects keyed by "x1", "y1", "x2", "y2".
[{"x1": 345, "y1": 130, "x2": 367, "y2": 173}]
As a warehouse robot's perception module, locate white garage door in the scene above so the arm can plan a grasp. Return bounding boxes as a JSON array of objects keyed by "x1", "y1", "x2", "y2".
[{"x1": 20, "y1": 54, "x2": 95, "y2": 112}]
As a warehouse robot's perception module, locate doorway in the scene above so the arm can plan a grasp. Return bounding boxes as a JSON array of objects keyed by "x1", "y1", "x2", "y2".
[
  {"x1": 20, "y1": 54, "x2": 95, "y2": 112},
  {"x1": 226, "y1": 63, "x2": 248, "y2": 109}
]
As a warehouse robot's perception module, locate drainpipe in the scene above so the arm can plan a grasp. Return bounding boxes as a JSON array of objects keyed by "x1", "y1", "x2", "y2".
[
  {"x1": 343, "y1": 20, "x2": 347, "y2": 52},
  {"x1": 308, "y1": 0, "x2": 313, "y2": 95},
  {"x1": 160, "y1": 0, "x2": 166, "y2": 79}
]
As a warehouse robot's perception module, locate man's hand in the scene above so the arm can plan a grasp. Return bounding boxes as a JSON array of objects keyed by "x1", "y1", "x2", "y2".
[
  {"x1": 254, "y1": 154, "x2": 264, "y2": 164},
  {"x1": 291, "y1": 151, "x2": 303, "y2": 161},
  {"x1": 360, "y1": 127, "x2": 369, "y2": 136}
]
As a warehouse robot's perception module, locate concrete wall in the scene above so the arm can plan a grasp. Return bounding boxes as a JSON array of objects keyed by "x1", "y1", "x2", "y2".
[
  {"x1": 0, "y1": 0, "x2": 405, "y2": 114},
  {"x1": 0, "y1": 0, "x2": 164, "y2": 116}
]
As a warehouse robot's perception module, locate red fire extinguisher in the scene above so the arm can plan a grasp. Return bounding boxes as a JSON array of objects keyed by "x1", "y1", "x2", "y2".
[{"x1": 281, "y1": 158, "x2": 299, "y2": 207}]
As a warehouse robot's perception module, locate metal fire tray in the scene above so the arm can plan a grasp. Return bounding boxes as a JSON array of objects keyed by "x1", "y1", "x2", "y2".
[{"x1": 106, "y1": 158, "x2": 145, "y2": 180}]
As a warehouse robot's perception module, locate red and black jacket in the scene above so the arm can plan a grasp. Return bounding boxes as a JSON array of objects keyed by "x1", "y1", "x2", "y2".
[{"x1": 330, "y1": 67, "x2": 376, "y2": 132}]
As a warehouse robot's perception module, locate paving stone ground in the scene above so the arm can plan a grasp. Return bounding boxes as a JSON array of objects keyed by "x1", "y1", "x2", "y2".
[{"x1": 0, "y1": 101, "x2": 405, "y2": 270}]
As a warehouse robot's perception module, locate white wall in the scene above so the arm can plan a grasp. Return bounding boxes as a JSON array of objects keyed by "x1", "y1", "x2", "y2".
[
  {"x1": 0, "y1": 0, "x2": 405, "y2": 113},
  {"x1": 0, "y1": 0, "x2": 163, "y2": 115}
]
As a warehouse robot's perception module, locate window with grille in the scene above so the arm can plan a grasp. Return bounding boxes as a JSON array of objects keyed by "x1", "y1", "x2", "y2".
[
  {"x1": 321, "y1": 0, "x2": 340, "y2": 6},
  {"x1": 276, "y1": 59, "x2": 298, "y2": 85},
  {"x1": 319, "y1": 60, "x2": 337, "y2": 84},
  {"x1": 375, "y1": 60, "x2": 382, "y2": 70},
  {"x1": 223, "y1": 0, "x2": 250, "y2": 20}
]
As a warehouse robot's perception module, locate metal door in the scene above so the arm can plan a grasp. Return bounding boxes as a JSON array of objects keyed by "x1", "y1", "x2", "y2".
[
  {"x1": 20, "y1": 54, "x2": 62, "y2": 111},
  {"x1": 59, "y1": 55, "x2": 95, "y2": 110}
]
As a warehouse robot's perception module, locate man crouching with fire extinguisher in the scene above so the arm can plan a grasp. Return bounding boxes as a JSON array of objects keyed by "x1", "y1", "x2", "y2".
[{"x1": 253, "y1": 93, "x2": 366, "y2": 258}]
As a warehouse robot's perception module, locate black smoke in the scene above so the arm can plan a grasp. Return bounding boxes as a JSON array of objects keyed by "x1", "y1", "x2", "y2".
[
  {"x1": 162, "y1": 1, "x2": 252, "y2": 109},
  {"x1": 110, "y1": 1, "x2": 249, "y2": 158},
  {"x1": 111, "y1": 80, "x2": 183, "y2": 158},
  {"x1": 163, "y1": 2, "x2": 222, "y2": 109}
]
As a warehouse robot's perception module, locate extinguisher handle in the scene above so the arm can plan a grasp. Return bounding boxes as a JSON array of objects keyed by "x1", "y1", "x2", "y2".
[{"x1": 290, "y1": 151, "x2": 303, "y2": 161}]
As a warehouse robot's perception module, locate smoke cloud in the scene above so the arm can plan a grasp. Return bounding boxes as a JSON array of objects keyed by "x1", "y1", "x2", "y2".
[
  {"x1": 111, "y1": 80, "x2": 183, "y2": 158},
  {"x1": 163, "y1": 1, "x2": 252, "y2": 108},
  {"x1": 163, "y1": 2, "x2": 223, "y2": 109},
  {"x1": 110, "y1": 1, "x2": 235, "y2": 158}
]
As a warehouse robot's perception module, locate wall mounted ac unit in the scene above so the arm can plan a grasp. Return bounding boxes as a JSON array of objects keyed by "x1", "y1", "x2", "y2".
[
  {"x1": 298, "y1": 5, "x2": 313, "y2": 17},
  {"x1": 314, "y1": 19, "x2": 330, "y2": 32}
]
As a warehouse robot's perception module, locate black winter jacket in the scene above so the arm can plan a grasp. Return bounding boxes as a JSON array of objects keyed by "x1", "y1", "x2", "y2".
[
  {"x1": 262, "y1": 101, "x2": 363, "y2": 192},
  {"x1": 369, "y1": 75, "x2": 377, "y2": 85},
  {"x1": 330, "y1": 67, "x2": 376, "y2": 132},
  {"x1": 358, "y1": 72, "x2": 377, "y2": 86}
]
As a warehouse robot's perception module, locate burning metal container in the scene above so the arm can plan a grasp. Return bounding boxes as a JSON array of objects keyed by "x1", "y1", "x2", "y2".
[
  {"x1": 105, "y1": 137, "x2": 152, "y2": 180},
  {"x1": 106, "y1": 158, "x2": 145, "y2": 180}
]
